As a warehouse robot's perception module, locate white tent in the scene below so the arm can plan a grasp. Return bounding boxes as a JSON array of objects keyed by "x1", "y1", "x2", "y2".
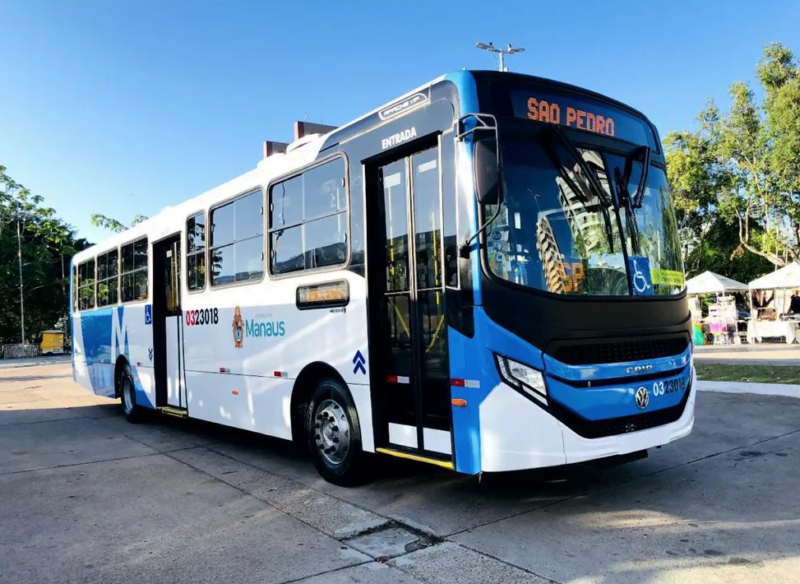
[
  {"x1": 748, "y1": 262, "x2": 800, "y2": 291},
  {"x1": 686, "y1": 271, "x2": 749, "y2": 295}
]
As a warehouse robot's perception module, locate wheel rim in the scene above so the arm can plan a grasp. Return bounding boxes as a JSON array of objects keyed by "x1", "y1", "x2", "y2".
[
  {"x1": 314, "y1": 398, "x2": 350, "y2": 465},
  {"x1": 122, "y1": 378, "x2": 134, "y2": 414}
]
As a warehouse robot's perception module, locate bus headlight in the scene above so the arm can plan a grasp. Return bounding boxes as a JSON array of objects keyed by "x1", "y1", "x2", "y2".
[{"x1": 495, "y1": 355, "x2": 547, "y2": 403}]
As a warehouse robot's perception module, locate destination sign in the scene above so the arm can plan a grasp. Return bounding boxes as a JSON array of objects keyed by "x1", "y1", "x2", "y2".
[
  {"x1": 525, "y1": 97, "x2": 616, "y2": 137},
  {"x1": 509, "y1": 88, "x2": 657, "y2": 149}
]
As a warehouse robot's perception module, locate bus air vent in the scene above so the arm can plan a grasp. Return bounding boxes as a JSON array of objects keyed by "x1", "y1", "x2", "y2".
[{"x1": 553, "y1": 335, "x2": 689, "y2": 366}]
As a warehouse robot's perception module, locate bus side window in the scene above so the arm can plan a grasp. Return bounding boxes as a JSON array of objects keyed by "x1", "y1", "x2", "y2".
[
  {"x1": 209, "y1": 190, "x2": 264, "y2": 287},
  {"x1": 77, "y1": 259, "x2": 96, "y2": 310},
  {"x1": 96, "y1": 249, "x2": 119, "y2": 307},
  {"x1": 72, "y1": 265, "x2": 78, "y2": 312},
  {"x1": 268, "y1": 157, "x2": 348, "y2": 276},
  {"x1": 121, "y1": 237, "x2": 148, "y2": 302},
  {"x1": 187, "y1": 212, "x2": 206, "y2": 291}
]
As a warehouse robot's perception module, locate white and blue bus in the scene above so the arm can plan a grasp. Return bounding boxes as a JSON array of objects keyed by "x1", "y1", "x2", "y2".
[{"x1": 71, "y1": 71, "x2": 695, "y2": 485}]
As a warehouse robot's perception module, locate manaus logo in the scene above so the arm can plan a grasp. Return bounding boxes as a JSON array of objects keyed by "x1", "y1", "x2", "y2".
[
  {"x1": 245, "y1": 318, "x2": 285, "y2": 338},
  {"x1": 232, "y1": 306, "x2": 245, "y2": 349}
]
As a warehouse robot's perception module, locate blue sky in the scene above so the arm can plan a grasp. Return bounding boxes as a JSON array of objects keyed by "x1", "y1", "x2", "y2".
[{"x1": 2, "y1": 0, "x2": 799, "y2": 243}]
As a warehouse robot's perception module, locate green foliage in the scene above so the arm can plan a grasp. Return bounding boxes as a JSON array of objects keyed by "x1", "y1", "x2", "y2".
[
  {"x1": 0, "y1": 165, "x2": 90, "y2": 344},
  {"x1": 665, "y1": 43, "x2": 800, "y2": 275},
  {"x1": 90, "y1": 213, "x2": 148, "y2": 233},
  {"x1": 90, "y1": 214, "x2": 127, "y2": 233}
]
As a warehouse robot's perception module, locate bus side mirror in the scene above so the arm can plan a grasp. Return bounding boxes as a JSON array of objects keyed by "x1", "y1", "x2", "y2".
[{"x1": 474, "y1": 139, "x2": 500, "y2": 205}]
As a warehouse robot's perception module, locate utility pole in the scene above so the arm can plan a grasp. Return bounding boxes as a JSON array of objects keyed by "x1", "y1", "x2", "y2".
[
  {"x1": 476, "y1": 42, "x2": 525, "y2": 72},
  {"x1": 16, "y1": 213, "x2": 25, "y2": 344}
]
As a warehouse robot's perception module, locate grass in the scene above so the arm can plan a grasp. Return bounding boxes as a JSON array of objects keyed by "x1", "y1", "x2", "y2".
[{"x1": 695, "y1": 363, "x2": 800, "y2": 385}]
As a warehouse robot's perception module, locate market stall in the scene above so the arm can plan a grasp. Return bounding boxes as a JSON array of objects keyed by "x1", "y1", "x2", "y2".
[
  {"x1": 747, "y1": 262, "x2": 800, "y2": 344},
  {"x1": 686, "y1": 271, "x2": 749, "y2": 345}
]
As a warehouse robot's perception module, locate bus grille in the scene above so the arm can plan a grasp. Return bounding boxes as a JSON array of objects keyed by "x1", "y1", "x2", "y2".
[{"x1": 553, "y1": 336, "x2": 689, "y2": 366}]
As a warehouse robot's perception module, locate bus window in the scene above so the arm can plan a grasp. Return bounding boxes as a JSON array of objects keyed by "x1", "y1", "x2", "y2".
[
  {"x1": 269, "y1": 157, "x2": 347, "y2": 275},
  {"x1": 96, "y1": 249, "x2": 119, "y2": 307},
  {"x1": 121, "y1": 237, "x2": 148, "y2": 302},
  {"x1": 72, "y1": 265, "x2": 78, "y2": 312},
  {"x1": 210, "y1": 190, "x2": 264, "y2": 286},
  {"x1": 187, "y1": 212, "x2": 206, "y2": 291},
  {"x1": 77, "y1": 259, "x2": 96, "y2": 310}
]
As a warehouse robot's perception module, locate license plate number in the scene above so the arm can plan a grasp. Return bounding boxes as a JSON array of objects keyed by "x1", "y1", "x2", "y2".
[{"x1": 652, "y1": 376, "x2": 686, "y2": 397}]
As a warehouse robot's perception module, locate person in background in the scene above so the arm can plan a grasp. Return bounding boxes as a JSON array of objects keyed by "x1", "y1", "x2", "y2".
[{"x1": 789, "y1": 290, "x2": 800, "y2": 315}]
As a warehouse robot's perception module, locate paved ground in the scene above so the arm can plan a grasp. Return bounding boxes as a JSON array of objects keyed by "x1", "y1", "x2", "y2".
[
  {"x1": 1, "y1": 364, "x2": 799, "y2": 584},
  {"x1": 0, "y1": 354, "x2": 71, "y2": 369},
  {"x1": 694, "y1": 343, "x2": 800, "y2": 366}
]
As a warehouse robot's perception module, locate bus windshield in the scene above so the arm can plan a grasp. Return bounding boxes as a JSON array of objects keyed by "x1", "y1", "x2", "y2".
[{"x1": 483, "y1": 137, "x2": 684, "y2": 296}]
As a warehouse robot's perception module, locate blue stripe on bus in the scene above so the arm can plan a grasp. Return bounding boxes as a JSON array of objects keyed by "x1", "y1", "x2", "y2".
[
  {"x1": 449, "y1": 307, "x2": 548, "y2": 474},
  {"x1": 79, "y1": 307, "x2": 117, "y2": 396},
  {"x1": 448, "y1": 325, "x2": 482, "y2": 475},
  {"x1": 543, "y1": 346, "x2": 691, "y2": 382},
  {"x1": 77, "y1": 305, "x2": 151, "y2": 407},
  {"x1": 69, "y1": 258, "x2": 76, "y2": 383},
  {"x1": 545, "y1": 364, "x2": 691, "y2": 421},
  {"x1": 443, "y1": 70, "x2": 483, "y2": 308}
]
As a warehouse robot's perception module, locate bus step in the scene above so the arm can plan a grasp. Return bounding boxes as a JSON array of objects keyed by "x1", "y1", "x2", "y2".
[
  {"x1": 158, "y1": 406, "x2": 188, "y2": 418},
  {"x1": 375, "y1": 447, "x2": 454, "y2": 470}
]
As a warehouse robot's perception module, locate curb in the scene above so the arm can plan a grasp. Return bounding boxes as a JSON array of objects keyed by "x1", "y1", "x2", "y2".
[
  {"x1": 0, "y1": 356, "x2": 72, "y2": 370},
  {"x1": 697, "y1": 380, "x2": 800, "y2": 399}
]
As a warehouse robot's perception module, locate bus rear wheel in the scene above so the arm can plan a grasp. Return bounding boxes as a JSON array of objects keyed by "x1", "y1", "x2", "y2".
[
  {"x1": 306, "y1": 379, "x2": 367, "y2": 486},
  {"x1": 120, "y1": 365, "x2": 144, "y2": 424}
]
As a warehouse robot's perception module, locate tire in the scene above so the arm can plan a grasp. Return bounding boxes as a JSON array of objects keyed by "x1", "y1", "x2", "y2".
[
  {"x1": 120, "y1": 365, "x2": 145, "y2": 423},
  {"x1": 306, "y1": 378, "x2": 368, "y2": 486}
]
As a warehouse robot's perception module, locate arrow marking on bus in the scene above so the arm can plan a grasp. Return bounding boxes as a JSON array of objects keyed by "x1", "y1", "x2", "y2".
[{"x1": 352, "y1": 351, "x2": 366, "y2": 375}]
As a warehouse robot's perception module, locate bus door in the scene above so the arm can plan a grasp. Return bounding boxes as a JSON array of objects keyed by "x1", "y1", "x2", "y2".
[
  {"x1": 369, "y1": 143, "x2": 454, "y2": 462},
  {"x1": 152, "y1": 234, "x2": 186, "y2": 411}
]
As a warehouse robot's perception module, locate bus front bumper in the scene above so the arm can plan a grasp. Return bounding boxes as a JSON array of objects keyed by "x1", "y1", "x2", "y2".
[{"x1": 477, "y1": 368, "x2": 696, "y2": 473}]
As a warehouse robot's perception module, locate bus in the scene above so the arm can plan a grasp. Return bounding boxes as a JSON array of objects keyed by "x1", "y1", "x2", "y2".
[{"x1": 70, "y1": 70, "x2": 695, "y2": 485}]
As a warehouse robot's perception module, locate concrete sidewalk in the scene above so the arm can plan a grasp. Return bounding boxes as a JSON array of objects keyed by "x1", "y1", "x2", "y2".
[
  {"x1": 698, "y1": 379, "x2": 800, "y2": 399},
  {"x1": 694, "y1": 343, "x2": 800, "y2": 366}
]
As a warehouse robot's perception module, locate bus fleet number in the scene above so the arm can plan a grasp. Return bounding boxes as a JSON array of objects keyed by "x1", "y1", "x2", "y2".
[{"x1": 186, "y1": 308, "x2": 219, "y2": 326}]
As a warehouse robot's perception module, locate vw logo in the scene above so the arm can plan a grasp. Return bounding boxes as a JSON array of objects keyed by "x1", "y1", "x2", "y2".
[{"x1": 635, "y1": 386, "x2": 650, "y2": 410}]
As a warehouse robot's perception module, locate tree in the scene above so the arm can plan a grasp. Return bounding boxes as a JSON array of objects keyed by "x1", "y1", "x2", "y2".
[
  {"x1": 0, "y1": 165, "x2": 90, "y2": 344},
  {"x1": 664, "y1": 43, "x2": 800, "y2": 274},
  {"x1": 90, "y1": 213, "x2": 148, "y2": 233}
]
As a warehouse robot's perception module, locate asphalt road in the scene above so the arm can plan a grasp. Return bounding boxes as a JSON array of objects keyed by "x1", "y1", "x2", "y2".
[{"x1": 1, "y1": 363, "x2": 799, "y2": 584}]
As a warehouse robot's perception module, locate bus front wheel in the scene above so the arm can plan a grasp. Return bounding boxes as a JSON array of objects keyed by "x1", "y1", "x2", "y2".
[
  {"x1": 120, "y1": 365, "x2": 144, "y2": 424},
  {"x1": 306, "y1": 379, "x2": 367, "y2": 486}
]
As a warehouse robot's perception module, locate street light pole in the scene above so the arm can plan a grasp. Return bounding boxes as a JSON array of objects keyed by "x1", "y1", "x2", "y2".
[
  {"x1": 475, "y1": 42, "x2": 525, "y2": 72},
  {"x1": 16, "y1": 214, "x2": 25, "y2": 344}
]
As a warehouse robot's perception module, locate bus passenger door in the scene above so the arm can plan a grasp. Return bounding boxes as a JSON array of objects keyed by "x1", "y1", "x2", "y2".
[
  {"x1": 368, "y1": 143, "x2": 454, "y2": 464},
  {"x1": 152, "y1": 235, "x2": 187, "y2": 411}
]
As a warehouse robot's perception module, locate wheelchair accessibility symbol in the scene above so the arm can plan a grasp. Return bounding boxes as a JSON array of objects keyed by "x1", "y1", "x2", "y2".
[{"x1": 628, "y1": 256, "x2": 654, "y2": 296}]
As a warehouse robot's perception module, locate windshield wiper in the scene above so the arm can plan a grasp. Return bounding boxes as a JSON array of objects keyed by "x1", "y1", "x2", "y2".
[
  {"x1": 629, "y1": 146, "x2": 651, "y2": 209},
  {"x1": 541, "y1": 125, "x2": 616, "y2": 253},
  {"x1": 615, "y1": 167, "x2": 640, "y2": 253},
  {"x1": 615, "y1": 146, "x2": 651, "y2": 254}
]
